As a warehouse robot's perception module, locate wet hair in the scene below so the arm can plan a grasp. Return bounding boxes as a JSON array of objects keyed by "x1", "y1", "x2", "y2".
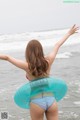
[{"x1": 25, "y1": 39, "x2": 49, "y2": 77}]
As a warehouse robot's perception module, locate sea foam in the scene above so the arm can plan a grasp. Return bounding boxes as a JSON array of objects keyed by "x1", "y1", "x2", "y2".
[{"x1": 0, "y1": 29, "x2": 80, "y2": 53}]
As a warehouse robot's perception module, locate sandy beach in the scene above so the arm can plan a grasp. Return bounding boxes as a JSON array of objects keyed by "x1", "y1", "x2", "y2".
[{"x1": 0, "y1": 43, "x2": 80, "y2": 120}]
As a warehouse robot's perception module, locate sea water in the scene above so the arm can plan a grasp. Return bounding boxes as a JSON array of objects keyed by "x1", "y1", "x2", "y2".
[
  {"x1": 0, "y1": 29, "x2": 80, "y2": 120},
  {"x1": 0, "y1": 28, "x2": 80, "y2": 57}
]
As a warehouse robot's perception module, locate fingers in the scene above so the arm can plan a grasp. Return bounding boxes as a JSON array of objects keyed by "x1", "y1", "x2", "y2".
[
  {"x1": 71, "y1": 24, "x2": 76, "y2": 30},
  {"x1": 68, "y1": 24, "x2": 80, "y2": 35},
  {"x1": 72, "y1": 24, "x2": 79, "y2": 30},
  {"x1": 75, "y1": 27, "x2": 80, "y2": 30},
  {"x1": 72, "y1": 24, "x2": 76, "y2": 28},
  {"x1": 74, "y1": 27, "x2": 80, "y2": 33},
  {"x1": 72, "y1": 25, "x2": 80, "y2": 33}
]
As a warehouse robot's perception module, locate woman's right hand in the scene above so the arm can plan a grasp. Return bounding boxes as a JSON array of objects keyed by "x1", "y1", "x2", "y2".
[{"x1": 68, "y1": 24, "x2": 79, "y2": 36}]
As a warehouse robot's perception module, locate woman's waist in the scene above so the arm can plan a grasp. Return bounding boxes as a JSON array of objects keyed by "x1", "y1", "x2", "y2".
[{"x1": 30, "y1": 92, "x2": 53, "y2": 100}]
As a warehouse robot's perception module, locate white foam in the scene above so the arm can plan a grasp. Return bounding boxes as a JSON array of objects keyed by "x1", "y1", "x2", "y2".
[
  {"x1": 59, "y1": 111, "x2": 63, "y2": 114},
  {"x1": 56, "y1": 52, "x2": 72, "y2": 59},
  {"x1": 74, "y1": 101, "x2": 80, "y2": 105},
  {"x1": 78, "y1": 84, "x2": 80, "y2": 91},
  {"x1": 70, "y1": 112, "x2": 79, "y2": 118},
  {"x1": 0, "y1": 88, "x2": 7, "y2": 94},
  {"x1": 0, "y1": 29, "x2": 80, "y2": 52},
  {"x1": 8, "y1": 114, "x2": 15, "y2": 118}
]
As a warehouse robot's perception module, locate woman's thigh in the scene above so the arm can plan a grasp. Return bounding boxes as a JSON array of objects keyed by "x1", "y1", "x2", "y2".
[
  {"x1": 45, "y1": 101, "x2": 58, "y2": 120},
  {"x1": 30, "y1": 102, "x2": 45, "y2": 120}
]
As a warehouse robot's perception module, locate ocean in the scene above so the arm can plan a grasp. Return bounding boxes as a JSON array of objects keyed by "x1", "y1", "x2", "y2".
[
  {"x1": 0, "y1": 29, "x2": 80, "y2": 120},
  {"x1": 0, "y1": 29, "x2": 80, "y2": 53}
]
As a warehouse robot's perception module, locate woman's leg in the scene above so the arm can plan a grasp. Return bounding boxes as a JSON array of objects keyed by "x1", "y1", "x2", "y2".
[
  {"x1": 30, "y1": 102, "x2": 45, "y2": 120},
  {"x1": 45, "y1": 102, "x2": 58, "y2": 120}
]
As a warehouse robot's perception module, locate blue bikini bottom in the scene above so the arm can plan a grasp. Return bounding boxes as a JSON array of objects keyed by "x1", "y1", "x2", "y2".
[{"x1": 30, "y1": 96, "x2": 56, "y2": 111}]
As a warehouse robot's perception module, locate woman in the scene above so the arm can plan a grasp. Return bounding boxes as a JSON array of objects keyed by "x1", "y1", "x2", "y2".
[{"x1": 0, "y1": 25, "x2": 79, "y2": 120}]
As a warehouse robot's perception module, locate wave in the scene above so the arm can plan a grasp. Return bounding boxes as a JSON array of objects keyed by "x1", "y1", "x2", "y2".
[
  {"x1": 56, "y1": 52, "x2": 72, "y2": 59},
  {"x1": 74, "y1": 101, "x2": 80, "y2": 106},
  {"x1": 0, "y1": 28, "x2": 80, "y2": 52}
]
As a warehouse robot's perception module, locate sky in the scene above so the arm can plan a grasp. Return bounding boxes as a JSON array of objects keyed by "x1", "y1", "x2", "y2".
[{"x1": 0, "y1": 0, "x2": 80, "y2": 34}]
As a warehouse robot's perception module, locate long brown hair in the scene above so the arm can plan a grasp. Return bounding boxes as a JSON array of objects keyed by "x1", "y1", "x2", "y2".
[{"x1": 25, "y1": 39, "x2": 49, "y2": 77}]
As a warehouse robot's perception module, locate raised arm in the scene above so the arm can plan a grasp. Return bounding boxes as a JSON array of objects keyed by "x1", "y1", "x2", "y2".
[
  {"x1": 0, "y1": 54, "x2": 28, "y2": 71},
  {"x1": 47, "y1": 25, "x2": 79, "y2": 65}
]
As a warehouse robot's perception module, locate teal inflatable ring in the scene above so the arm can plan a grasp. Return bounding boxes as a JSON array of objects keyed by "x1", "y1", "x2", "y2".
[{"x1": 14, "y1": 77, "x2": 68, "y2": 109}]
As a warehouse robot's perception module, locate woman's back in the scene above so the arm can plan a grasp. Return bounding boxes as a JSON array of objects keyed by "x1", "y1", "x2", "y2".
[
  {"x1": 26, "y1": 56, "x2": 51, "y2": 81},
  {"x1": 25, "y1": 40, "x2": 52, "y2": 81}
]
